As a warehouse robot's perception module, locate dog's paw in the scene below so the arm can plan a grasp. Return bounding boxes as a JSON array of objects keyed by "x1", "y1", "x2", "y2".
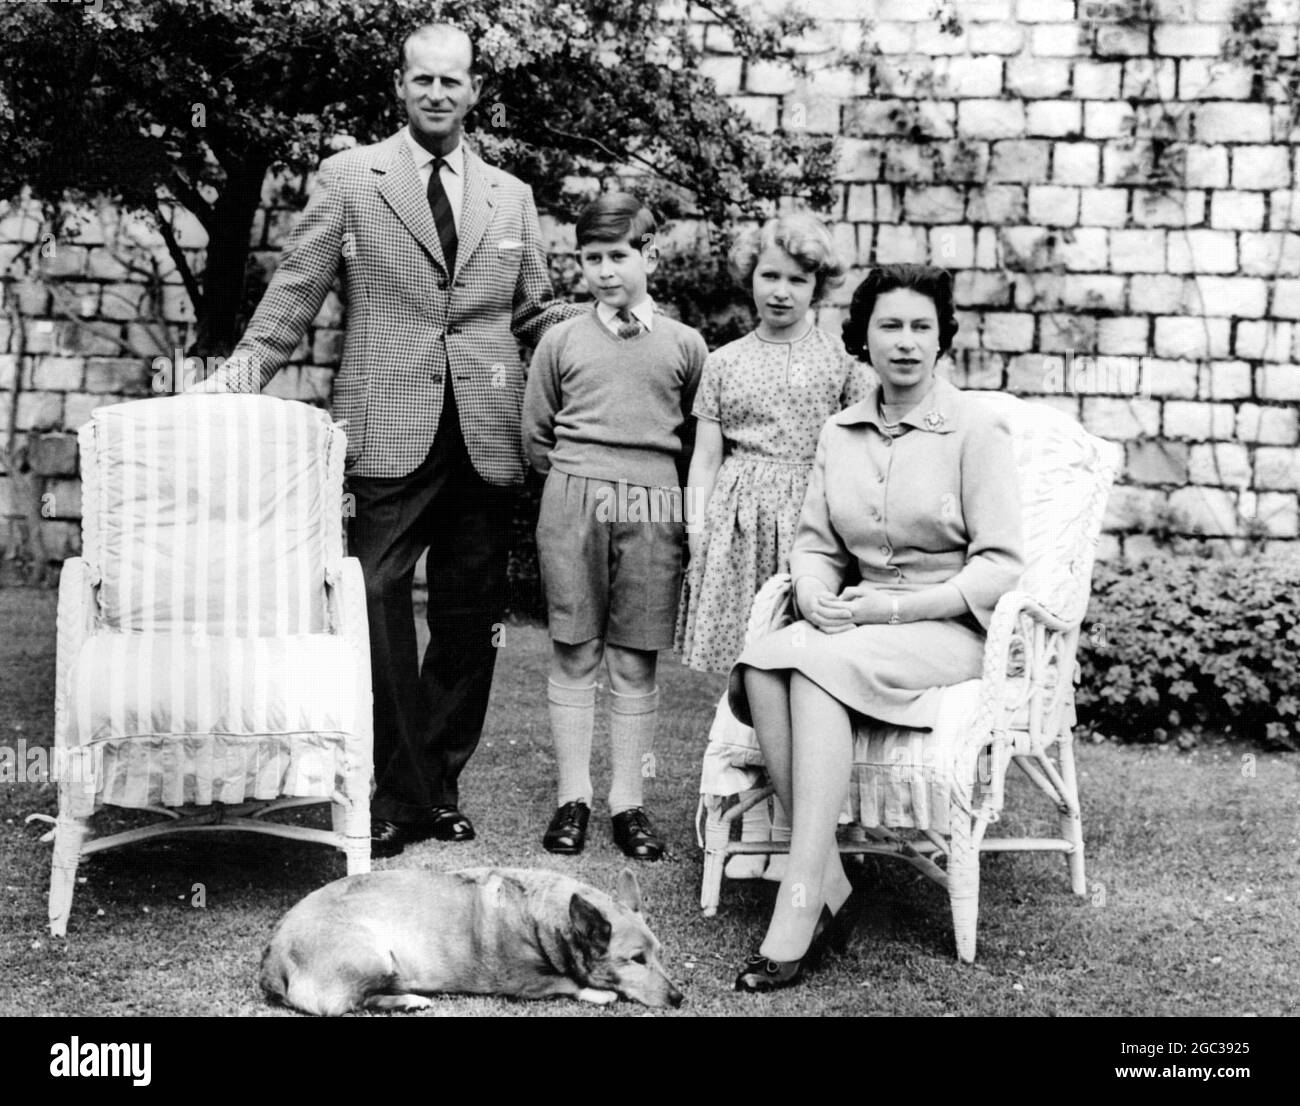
[
  {"x1": 576, "y1": 988, "x2": 618, "y2": 1006},
  {"x1": 366, "y1": 993, "x2": 434, "y2": 1013}
]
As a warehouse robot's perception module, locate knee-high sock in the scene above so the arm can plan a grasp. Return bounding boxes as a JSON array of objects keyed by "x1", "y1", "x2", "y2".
[
  {"x1": 726, "y1": 787, "x2": 774, "y2": 879},
  {"x1": 771, "y1": 794, "x2": 792, "y2": 841},
  {"x1": 739, "y1": 788, "x2": 773, "y2": 842},
  {"x1": 762, "y1": 794, "x2": 793, "y2": 882},
  {"x1": 608, "y1": 687, "x2": 658, "y2": 815},
  {"x1": 548, "y1": 679, "x2": 596, "y2": 806}
]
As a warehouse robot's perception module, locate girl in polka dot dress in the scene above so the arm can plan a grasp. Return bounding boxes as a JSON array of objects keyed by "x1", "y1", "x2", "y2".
[{"x1": 677, "y1": 213, "x2": 872, "y2": 876}]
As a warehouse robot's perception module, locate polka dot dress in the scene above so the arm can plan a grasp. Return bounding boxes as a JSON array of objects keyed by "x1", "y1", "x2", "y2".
[{"x1": 675, "y1": 326, "x2": 874, "y2": 673}]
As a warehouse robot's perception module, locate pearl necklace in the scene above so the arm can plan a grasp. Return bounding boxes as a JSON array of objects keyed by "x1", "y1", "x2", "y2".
[{"x1": 878, "y1": 400, "x2": 908, "y2": 436}]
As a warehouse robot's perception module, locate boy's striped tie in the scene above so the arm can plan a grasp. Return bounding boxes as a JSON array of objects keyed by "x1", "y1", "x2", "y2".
[{"x1": 615, "y1": 307, "x2": 642, "y2": 339}]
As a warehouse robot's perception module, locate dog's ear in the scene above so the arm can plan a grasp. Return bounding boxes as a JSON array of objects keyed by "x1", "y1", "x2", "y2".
[
  {"x1": 568, "y1": 894, "x2": 612, "y2": 958},
  {"x1": 614, "y1": 867, "x2": 642, "y2": 914}
]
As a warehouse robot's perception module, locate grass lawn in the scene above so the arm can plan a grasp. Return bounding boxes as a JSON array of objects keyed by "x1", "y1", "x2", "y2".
[{"x1": 1, "y1": 585, "x2": 1297, "y2": 1018}]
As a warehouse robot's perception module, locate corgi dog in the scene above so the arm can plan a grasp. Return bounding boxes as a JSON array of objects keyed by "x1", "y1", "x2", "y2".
[{"x1": 260, "y1": 866, "x2": 683, "y2": 1015}]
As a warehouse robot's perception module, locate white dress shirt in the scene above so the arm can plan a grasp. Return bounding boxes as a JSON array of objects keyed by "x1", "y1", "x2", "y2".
[
  {"x1": 403, "y1": 127, "x2": 463, "y2": 231},
  {"x1": 596, "y1": 297, "x2": 656, "y2": 335}
]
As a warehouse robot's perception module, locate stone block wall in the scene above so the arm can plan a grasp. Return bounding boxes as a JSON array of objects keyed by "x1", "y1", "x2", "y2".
[{"x1": 2, "y1": 0, "x2": 1299, "y2": 566}]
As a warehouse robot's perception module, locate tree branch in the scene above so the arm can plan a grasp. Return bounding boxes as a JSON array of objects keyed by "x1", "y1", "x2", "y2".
[
  {"x1": 536, "y1": 120, "x2": 746, "y2": 210},
  {"x1": 146, "y1": 194, "x2": 202, "y2": 320},
  {"x1": 164, "y1": 166, "x2": 215, "y2": 228}
]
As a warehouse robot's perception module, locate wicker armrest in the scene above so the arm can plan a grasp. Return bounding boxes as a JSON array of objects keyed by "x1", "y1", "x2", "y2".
[
  {"x1": 326, "y1": 558, "x2": 371, "y2": 657},
  {"x1": 325, "y1": 556, "x2": 374, "y2": 782},
  {"x1": 54, "y1": 558, "x2": 98, "y2": 750},
  {"x1": 955, "y1": 589, "x2": 1083, "y2": 814}
]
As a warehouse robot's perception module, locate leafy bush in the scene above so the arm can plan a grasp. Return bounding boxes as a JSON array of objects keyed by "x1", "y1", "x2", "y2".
[{"x1": 1077, "y1": 551, "x2": 1300, "y2": 750}]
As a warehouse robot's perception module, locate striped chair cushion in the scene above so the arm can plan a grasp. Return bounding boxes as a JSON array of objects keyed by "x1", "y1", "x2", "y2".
[
  {"x1": 81, "y1": 395, "x2": 341, "y2": 636},
  {"x1": 66, "y1": 632, "x2": 360, "y2": 808}
]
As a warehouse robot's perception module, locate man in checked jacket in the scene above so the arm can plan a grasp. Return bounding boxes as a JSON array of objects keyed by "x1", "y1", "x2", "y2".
[{"x1": 191, "y1": 23, "x2": 580, "y2": 855}]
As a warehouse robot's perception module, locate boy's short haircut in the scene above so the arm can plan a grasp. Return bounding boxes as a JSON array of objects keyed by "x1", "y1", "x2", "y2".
[
  {"x1": 728, "y1": 212, "x2": 847, "y2": 303},
  {"x1": 575, "y1": 192, "x2": 658, "y2": 251}
]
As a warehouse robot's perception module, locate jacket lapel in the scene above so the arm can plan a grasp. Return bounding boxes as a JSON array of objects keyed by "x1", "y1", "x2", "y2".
[
  {"x1": 456, "y1": 147, "x2": 495, "y2": 281},
  {"x1": 373, "y1": 131, "x2": 447, "y2": 273}
]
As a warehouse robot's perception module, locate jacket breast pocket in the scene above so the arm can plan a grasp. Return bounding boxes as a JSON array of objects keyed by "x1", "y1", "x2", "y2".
[{"x1": 478, "y1": 233, "x2": 522, "y2": 294}]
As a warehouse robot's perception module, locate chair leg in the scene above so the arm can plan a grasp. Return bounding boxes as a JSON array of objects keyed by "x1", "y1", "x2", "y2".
[
  {"x1": 1055, "y1": 733, "x2": 1087, "y2": 896},
  {"x1": 724, "y1": 787, "x2": 771, "y2": 878},
  {"x1": 333, "y1": 799, "x2": 371, "y2": 876},
  {"x1": 947, "y1": 810, "x2": 980, "y2": 964},
  {"x1": 48, "y1": 814, "x2": 88, "y2": 937},
  {"x1": 700, "y1": 799, "x2": 728, "y2": 917}
]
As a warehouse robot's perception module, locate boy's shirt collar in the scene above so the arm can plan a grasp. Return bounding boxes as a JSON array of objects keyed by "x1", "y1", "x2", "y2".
[{"x1": 596, "y1": 298, "x2": 655, "y2": 334}]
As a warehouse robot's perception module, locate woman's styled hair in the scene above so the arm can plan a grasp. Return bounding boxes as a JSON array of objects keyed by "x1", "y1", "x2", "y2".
[
  {"x1": 841, "y1": 264, "x2": 959, "y2": 363},
  {"x1": 728, "y1": 213, "x2": 847, "y2": 303}
]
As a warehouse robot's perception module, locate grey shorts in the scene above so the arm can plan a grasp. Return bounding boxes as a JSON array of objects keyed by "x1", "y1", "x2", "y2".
[{"x1": 536, "y1": 470, "x2": 685, "y2": 650}]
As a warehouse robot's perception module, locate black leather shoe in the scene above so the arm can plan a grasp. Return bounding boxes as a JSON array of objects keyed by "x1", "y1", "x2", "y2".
[
  {"x1": 734, "y1": 951, "x2": 806, "y2": 993},
  {"x1": 816, "y1": 885, "x2": 866, "y2": 958},
  {"x1": 611, "y1": 807, "x2": 664, "y2": 861},
  {"x1": 427, "y1": 806, "x2": 476, "y2": 842},
  {"x1": 543, "y1": 800, "x2": 590, "y2": 854},
  {"x1": 370, "y1": 818, "x2": 433, "y2": 859}
]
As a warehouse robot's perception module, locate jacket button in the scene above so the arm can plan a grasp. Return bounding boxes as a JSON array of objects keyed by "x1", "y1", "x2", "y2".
[
  {"x1": 880, "y1": 545, "x2": 891, "y2": 559},
  {"x1": 870, "y1": 508, "x2": 881, "y2": 521},
  {"x1": 438, "y1": 280, "x2": 448, "y2": 291},
  {"x1": 447, "y1": 325, "x2": 459, "y2": 336},
  {"x1": 876, "y1": 473, "x2": 885, "y2": 484},
  {"x1": 883, "y1": 437, "x2": 893, "y2": 448}
]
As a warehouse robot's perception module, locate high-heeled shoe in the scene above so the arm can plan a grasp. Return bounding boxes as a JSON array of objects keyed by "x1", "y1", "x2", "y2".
[
  {"x1": 811, "y1": 884, "x2": 866, "y2": 959},
  {"x1": 735, "y1": 904, "x2": 834, "y2": 993}
]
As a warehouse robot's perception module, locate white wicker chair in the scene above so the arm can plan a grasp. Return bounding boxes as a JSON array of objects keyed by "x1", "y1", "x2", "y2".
[
  {"x1": 43, "y1": 394, "x2": 373, "y2": 936},
  {"x1": 697, "y1": 391, "x2": 1122, "y2": 962}
]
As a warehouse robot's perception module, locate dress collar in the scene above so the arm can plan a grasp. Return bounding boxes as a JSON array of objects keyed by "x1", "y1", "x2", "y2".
[
  {"x1": 753, "y1": 320, "x2": 816, "y2": 345},
  {"x1": 834, "y1": 374, "x2": 959, "y2": 435}
]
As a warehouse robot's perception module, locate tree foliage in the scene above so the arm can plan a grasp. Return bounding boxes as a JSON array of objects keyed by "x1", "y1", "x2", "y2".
[{"x1": 0, "y1": 0, "x2": 840, "y2": 354}]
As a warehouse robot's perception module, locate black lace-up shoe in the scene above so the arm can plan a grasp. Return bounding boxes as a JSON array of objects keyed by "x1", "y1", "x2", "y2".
[
  {"x1": 542, "y1": 800, "x2": 590, "y2": 854},
  {"x1": 611, "y1": 807, "x2": 664, "y2": 861}
]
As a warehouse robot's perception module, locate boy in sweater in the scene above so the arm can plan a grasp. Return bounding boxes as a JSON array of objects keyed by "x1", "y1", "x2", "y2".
[{"x1": 522, "y1": 193, "x2": 707, "y2": 859}]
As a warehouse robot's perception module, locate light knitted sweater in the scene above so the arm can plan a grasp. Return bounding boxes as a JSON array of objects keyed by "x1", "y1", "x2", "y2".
[{"x1": 522, "y1": 308, "x2": 707, "y2": 488}]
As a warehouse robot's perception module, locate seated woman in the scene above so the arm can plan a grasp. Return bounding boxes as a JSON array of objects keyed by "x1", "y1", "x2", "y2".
[{"x1": 727, "y1": 263, "x2": 1024, "y2": 993}]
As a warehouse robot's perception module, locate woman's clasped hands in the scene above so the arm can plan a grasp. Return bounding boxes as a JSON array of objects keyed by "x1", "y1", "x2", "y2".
[{"x1": 794, "y1": 579, "x2": 894, "y2": 632}]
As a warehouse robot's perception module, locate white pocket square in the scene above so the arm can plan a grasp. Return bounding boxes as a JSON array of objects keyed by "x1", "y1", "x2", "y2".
[{"x1": 496, "y1": 238, "x2": 524, "y2": 252}]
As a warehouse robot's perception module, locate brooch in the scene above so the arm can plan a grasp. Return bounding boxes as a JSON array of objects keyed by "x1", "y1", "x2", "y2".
[{"x1": 923, "y1": 410, "x2": 946, "y2": 431}]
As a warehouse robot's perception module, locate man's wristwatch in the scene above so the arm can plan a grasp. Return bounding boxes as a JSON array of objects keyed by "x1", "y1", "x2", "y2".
[{"x1": 888, "y1": 595, "x2": 901, "y2": 625}]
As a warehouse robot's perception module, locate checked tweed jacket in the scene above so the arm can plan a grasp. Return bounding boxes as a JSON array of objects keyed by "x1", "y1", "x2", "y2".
[{"x1": 192, "y1": 131, "x2": 579, "y2": 482}]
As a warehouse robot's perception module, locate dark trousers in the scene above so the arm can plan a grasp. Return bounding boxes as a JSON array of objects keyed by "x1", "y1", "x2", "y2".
[{"x1": 346, "y1": 405, "x2": 512, "y2": 821}]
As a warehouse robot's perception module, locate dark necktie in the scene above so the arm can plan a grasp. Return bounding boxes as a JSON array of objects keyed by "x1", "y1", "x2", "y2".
[
  {"x1": 615, "y1": 306, "x2": 642, "y2": 339},
  {"x1": 428, "y1": 157, "x2": 461, "y2": 442},
  {"x1": 427, "y1": 157, "x2": 457, "y2": 276}
]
